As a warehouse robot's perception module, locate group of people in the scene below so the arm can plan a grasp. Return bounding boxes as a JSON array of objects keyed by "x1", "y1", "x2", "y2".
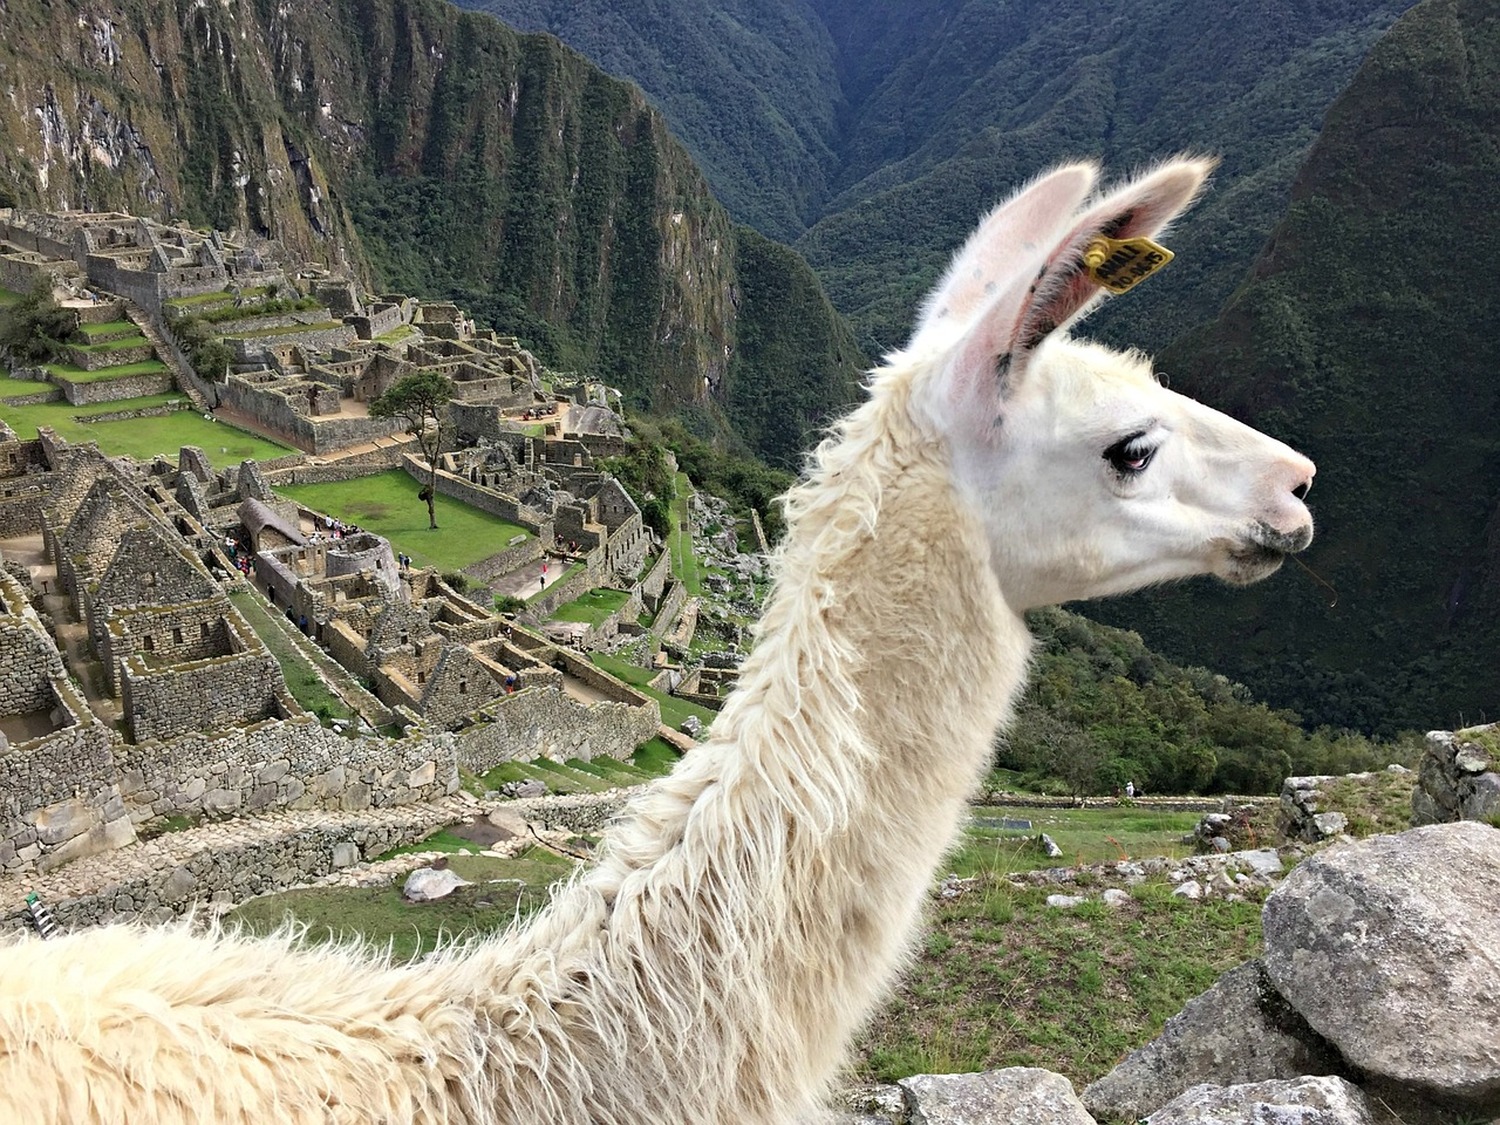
[
  {"x1": 309, "y1": 515, "x2": 361, "y2": 543},
  {"x1": 223, "y1": 535, "x2": 254, "y2": 578}
]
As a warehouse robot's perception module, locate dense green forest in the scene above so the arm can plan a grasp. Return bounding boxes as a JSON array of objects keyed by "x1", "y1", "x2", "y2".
[{"x1": 1090, "y1": 0, "x2": 1500, "y2": 735}]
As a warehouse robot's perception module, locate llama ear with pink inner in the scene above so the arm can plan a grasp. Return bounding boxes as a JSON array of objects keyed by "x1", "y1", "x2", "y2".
[{"x1": 928, "y1": 155, "x2": 1216, "y2": 428}]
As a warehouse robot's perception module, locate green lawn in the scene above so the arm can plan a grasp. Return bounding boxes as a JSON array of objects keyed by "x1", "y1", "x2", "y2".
[
  {"x1": 550, "y1": 587, "x2": 629, "y2": 626},
  {"x1": 46, "y1": 359, "x2": 169, "y2": 383},
  {"x1": 0, "y1": 388, "x2": 291, "y2": 462},
  {"x1": 0, "y1": 371, "x2": 57, "y2": 397},
  {"x1": 954, "y1": 806, "x2": 1204, "y2": 874},
  {"x1": 589, "y1": 651, "x2": 716, "y2": 732},
  {"x1": 227, "y1": 590, "x2": 353, "y2": 723},
  {"x1": 668, "y1": 472, "x2": 705, "y2": 596},
  {"x1": 224, "y1": 848, "x2": 577, "y2": 962},
  {"x1": 78, "y1": 320, "x2": 138, "y2": 338},
  {"x1": 0, "y1": 287, "x2": 21, "y2": 307},
  {"x1": 67, "y1": 333, "x2": 151, "y2": 353},
  {"x1": 277, "y1": 470, "x2": 531, "y2": 572}
]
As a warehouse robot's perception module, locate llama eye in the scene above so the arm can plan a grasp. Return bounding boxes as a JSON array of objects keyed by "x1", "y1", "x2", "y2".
[{"x1": 1104, "y1": 434, "x2": 1156, "y2": 476}]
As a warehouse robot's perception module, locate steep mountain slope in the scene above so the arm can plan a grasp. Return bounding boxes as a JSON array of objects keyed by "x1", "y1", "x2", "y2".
[
  {"x1": 1089, "y1": 0, "x2": 1500, "y2": 733},
  {"x1": 457, "y1": 1, "x2": 1416, "y2": 356},
  {"x1": 454, "y1": 0, "x2": 843, "y2": 241},
  {"x1": 0, "y1": 0, "x2": 860, "y2": 465},
  {"x1": 802, "y1": 0, "x2": 1418, "y2": 355}
]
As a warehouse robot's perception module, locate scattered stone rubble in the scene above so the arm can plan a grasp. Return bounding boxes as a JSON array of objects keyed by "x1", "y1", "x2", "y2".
[{"x1": 833, "y1": 822, "x2": 1500, "y2": 1125}]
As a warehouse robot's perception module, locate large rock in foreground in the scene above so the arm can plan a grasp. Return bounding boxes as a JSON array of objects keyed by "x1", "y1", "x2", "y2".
[
  {"x1": 1261, "y1": 821, "x2": 1500, "y2": 1101},
  {"x1": 1082, "y1": 961, "x2": 1341, "y2": 1121},
  {"x1": 898, "y1": 1069, "x2": 1095, "y2": 1125},
  {"x1": 1145, "y1": 1076, "x2": 1378, "y2": 1124}
]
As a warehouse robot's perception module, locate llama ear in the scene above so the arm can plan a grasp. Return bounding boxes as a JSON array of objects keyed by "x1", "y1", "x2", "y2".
[
  {"x1": 1002, "y1": 155, "x2": 1218, "y2": 360},
  {"x1": 908, "y1": 161, "x2": 1098, "y2": 353}
]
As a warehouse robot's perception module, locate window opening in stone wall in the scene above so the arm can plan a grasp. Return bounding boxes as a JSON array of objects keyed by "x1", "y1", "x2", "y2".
[
  {"x1": 143, "y1": 634, "x2": 155, "y2": 652},
  {"x1": 459, "y1": 680, "x2": 467, "y2": 694},
  {"x1": 172, "y1": 627, "x2": 183, "y2": 644},
  {"x1": 200, "y1": 621, "x2": 210, "y2": 639}
]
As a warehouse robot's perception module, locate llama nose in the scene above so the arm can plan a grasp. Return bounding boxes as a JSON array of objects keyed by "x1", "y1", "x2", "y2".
[{"x1": 1281, "y1": 453, "x2": 1315, "y2": 503}]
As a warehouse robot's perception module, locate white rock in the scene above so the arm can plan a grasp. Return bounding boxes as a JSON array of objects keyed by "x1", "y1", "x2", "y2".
[
  {"x1": 402, "y1": 866, "x2": 470, "y2": 902},
  {"x1": 1171, "y1": 880, "x2": 1202, "y2": 901},
  {"x1": 1045, "y1": 894, "x2": 1088, "y2": 909}
]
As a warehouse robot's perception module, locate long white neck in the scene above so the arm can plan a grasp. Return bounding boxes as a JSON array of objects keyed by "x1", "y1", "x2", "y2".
[{"x1": 442, "y1": 374, "x2": 1032, "y2": 1123}]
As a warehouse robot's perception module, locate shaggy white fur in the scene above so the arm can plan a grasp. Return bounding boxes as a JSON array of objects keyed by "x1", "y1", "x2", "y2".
[{"x1": 0, "y1": 157, "x2": 1314, "y2": 1124}]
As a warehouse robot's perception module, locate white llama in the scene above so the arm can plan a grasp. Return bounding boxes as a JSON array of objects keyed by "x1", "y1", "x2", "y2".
[{"x1": 0, "y1": 157, "x2": 1314, "y2": 1123}]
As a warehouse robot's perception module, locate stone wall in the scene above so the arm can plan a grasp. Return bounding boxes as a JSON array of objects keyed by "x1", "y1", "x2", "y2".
[
  {"x1": 263, "y1": 441, "x2": 410, "y2": 486},
  {"x1": 62, "y1": 342, "x2": 156, "y2": 371},
  {"x1": 1, "y1": 808, "x2": 450, "y2": 933},
  {"x1": 84, "y1": 253, "x2": 167, "y2": 313},
  {"x1": 116, "y1": 715, "x2": 458, "y2": 821},
  {"x1": 467, "y1": 534, "x2": 542, "y2": 582},
  {"x1": 228, "y1": 323, "x2": 357, "y2": 363},
  {"x1": 120, "y1": 642, "x2": 284, "y2": 744},
  {"x1": 454, "y1": 683, "x2": 660, "y2": 771},
  {"x1": 57, "y1": 370, "x2": 177, "y2": 405},
  {"x1": 1412, "y1": 724, "x2": 1500, "y2": 826}
]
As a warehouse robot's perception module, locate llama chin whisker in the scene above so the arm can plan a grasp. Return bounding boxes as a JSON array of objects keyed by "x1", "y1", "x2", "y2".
[{"x1": 1290, "y1": 553, "x2": 1339, "y2": 608}]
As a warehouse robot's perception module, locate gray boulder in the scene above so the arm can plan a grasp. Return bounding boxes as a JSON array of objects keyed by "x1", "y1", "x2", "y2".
[
  {"x1": 898, "y1": 1069, "x2": 1095, "y2": 1124},
  {"x1": 1145, "y1": 1076, "x2": 1377, "y2": 1124},
  {"x1": 1083, "y1": 961, "x2": 1342, "y2": 1122},
  {"x1": 1261, "y1": 821, "x2": 1500, "y2": 1102},
  {"x1": 401, "y1": 866, "x2": 470, "y2": 902}
]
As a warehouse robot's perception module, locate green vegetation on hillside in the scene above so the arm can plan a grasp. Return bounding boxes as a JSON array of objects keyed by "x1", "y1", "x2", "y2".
[
  {"x1": 1091, "y1": 0, "x2": 1500, "y2": 734},
  {"x1": 1004, "y1": 608, "x2": 1418, "y2": 796}
]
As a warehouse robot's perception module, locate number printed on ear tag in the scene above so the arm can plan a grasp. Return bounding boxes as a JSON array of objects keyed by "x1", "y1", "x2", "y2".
[{"x1": 1082, "y1": 235, "x2": 1175, "y2": 294}]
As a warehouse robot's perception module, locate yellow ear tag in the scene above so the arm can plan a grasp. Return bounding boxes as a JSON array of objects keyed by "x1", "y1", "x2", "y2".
[{"x1": 1083, "y1": 235, "x2": 1175, "y2": 294}]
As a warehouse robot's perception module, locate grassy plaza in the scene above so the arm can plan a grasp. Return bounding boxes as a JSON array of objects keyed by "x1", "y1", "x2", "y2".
[{"x1": 276, "y1": 470, "x2": 532, "y2": 572}]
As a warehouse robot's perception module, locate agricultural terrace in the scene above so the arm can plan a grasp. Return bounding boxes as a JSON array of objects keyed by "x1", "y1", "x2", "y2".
[
  {"x1": 0, "y1": 372, "x2": 291, "y2": 462},
  {"x1": 276, "y1": 470, "x2": 531, "y2": 572}
]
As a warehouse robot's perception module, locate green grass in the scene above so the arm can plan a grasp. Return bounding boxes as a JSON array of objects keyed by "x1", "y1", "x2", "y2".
[
  {"x1": 631, "y1": 737, "x2": 683, "y2": 774},
  {"x1": 45, "y1": 359, "x2": 169, "y2": 383},
  {"x1": 550, "y1": 588, "x2": 629, "y2": 626},
  {"x1": 0, "y1": 287, "x2": 21, "y2": 307},
  {"x1": 277, "y1": 470, "x2": 531, "y2": 572},
  {"x1": 855, "y1": 871, "x2": 1264, "y2": 1090},
  {"x1": 0, "y1": 391, "x2": 291, "y2": 461},
  {"x1": 228, "y1": 590, "x2": 353, "y2": 723},
  {"x1": 668, "y1": 472, "x2": 704, "y2": 596},
  {"x1": 67, "y1": 333, "x2": 151, "y2": 353},
  {"x1": 954, "y1": 806, "x2": 1204, "y2": 874},
  {"x1": 589, "y1": 651, "x2": 716, "y2": 732},
  {"x1": 223, "y1": 847, "x2": 577, "y2": 962},
  {"x1": 0, "y1": 371, "x2": 57, "y2": 396},
  {"x1": 78, "y1": 320, "x2": 138, "y2": 338},
  {"x1": 375, "y1": 324, "x2": 417, "y2": 344},
  {"x1": 1317, "y1": 769, "x2": 1416, "y2": 837}
]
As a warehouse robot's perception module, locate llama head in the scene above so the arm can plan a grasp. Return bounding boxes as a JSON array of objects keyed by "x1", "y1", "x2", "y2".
[{"x1": 905, "y1": 157, "x2": 1316, "y2": 611}]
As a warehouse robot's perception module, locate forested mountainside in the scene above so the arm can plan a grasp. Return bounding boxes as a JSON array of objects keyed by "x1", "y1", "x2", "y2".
[
  {"x1": 455, "y1": 0, "x2": 843, "y2": 242},
  {"x1": 0, "y1": 0, "x2": 861, "y2": 467},
  {"x1": 462, "y1": 0, "x2": 1416, "y2": 354},
  {"x1": 1090, "y1": 0, "x2": 1500, "y2": 735}
]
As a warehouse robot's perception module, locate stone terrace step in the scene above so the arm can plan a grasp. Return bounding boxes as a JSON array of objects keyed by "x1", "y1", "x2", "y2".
[{"x1": 1, "y1": 796, "x2": 476, "y2": 935}]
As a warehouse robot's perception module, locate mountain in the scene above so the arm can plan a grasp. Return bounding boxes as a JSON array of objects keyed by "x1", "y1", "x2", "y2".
[
  {"x1": 0, "y1": 0, "x2": 861, "y2": 467},
  {"x1": 460, "y1": 0, "x2": 1417, "y2": 355},
  {"x1": 1087, "y1": 0, "x2": 1500, "y2": 734},
  {"x1": 454, "y1": 0, "x2": 844, "y2": 242}
]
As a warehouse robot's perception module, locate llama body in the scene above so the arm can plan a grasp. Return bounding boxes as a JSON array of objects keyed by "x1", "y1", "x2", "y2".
[{"x1": 0, "y1": 158, "x2": 1314, "y2": 1123}]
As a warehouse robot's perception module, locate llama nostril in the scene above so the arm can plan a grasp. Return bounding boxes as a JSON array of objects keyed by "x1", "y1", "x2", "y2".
[{"x1": 1292, "y1": 480, "x2": 1311, "y2": 501}]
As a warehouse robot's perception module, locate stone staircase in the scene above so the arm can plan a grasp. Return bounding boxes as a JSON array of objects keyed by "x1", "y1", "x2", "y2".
[{"x1": 123, "y1": 303, "x2": 211, "y2": 412}]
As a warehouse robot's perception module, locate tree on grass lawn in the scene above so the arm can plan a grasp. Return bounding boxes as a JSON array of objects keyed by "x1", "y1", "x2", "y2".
[{"x1": 369, "y1": 370, "x2": 456, "y2": 530}]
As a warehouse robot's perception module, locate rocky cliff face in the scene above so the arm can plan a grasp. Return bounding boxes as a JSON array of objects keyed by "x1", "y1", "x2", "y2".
[{"x1": 0, "y1": 0, "x2": 860, "y2": 458}]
